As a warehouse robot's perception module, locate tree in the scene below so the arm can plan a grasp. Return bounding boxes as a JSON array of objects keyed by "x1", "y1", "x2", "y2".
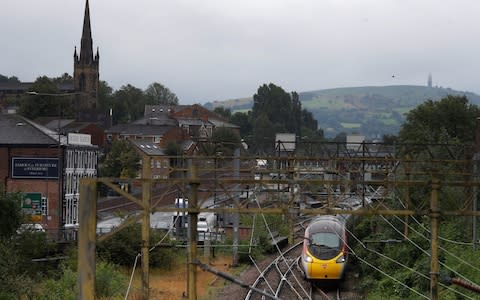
[
  {"x1": 211, "y1": 127, "x2": 242, "y2": 156},
  {"x1": 97, "y1": 80, "x2": 114, "y2": 111},
  {"x1": 213, "y1": 107, "x2": 231, "y2": 119},
  {"x1": 145, "y1": 82, "x2": 179, "y2": 105},
  {"x1": 53, "y1": 73, "x2": 73, "y2": 84},
  {"x1": 100, "y1": 140, "x2": 140, "y2": 178},
  {"x1": 252, "y1": 113, "x2": 278, "y2": 154},
  {"x1": 18, "y1": 76, "x2": 76, "y2": 120},
  {"x1": 0, "y1": 74, "x2": 20, "y2": 83},
  {"x1": 230, "y1": 111, "x2": 253, "y2": 138},
  {"x1": 111, "y1": 84, "x2": 146, "y2": 124},
  {"x1": 398, "y1": 95, "x2": 480, "y2": 145},
  {"x1": 0, "y1": 191, "x2": 23, "y2": 238},
  {"x1": 251, "y1": 83, "x2": 303, "y2": 153}
]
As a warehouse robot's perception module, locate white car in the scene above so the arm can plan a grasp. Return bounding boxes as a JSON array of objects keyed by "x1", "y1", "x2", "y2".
[
  {"x1": 197, "y1": 221, "x2": 209, "y2": 233},
  {"x1": 17, "y1": 223, "x2": 45, "y2": 233}
]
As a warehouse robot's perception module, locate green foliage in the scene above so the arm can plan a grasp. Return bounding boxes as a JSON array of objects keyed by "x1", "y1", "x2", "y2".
[
  {"x1": 52, "y1": 72, "x2": 73, "y2": 84},
  {"x1": 111, "y1": 84, "x2": 146, "y2": 124},
  {"x1": 95, "y1": 261, "x2": 128, "y2": 298},
  {"x1": 100, "y1": 140, "x2": 140, "y2": 178},
  {"x1": 97, "y1": 223, "x2": 178, "y2": 270},
  {"x1": 38, "y1": 266, "x2": 77, "y2": 300},
  {"x1": 97, "y1": 80, "x2": 114, "y2": 110},
  {"x1": 213, "y1": 107, "x2": 232, "y2": 119},
  {"x1": 251, "y1": 84, "x2": 301, "y2": 153},
  {"x1": 0, "y1": 238, "x2": 36, "y2": 299},
  {"x1": 18, "y1": 76, "x2": 76, "y2": 120},
  {"x1": 350, "y1": 213, "x2": 480, "y2": 299},
  {"x1": 399, "y1": 95, "x2": 480, "y2": 147},
  {"x1": 230, "y1": 111, "x2": 252, "y2": 138},
  {"x1": 37, "y1": 261, "x2": 127, "y2": 300},
  {"x1": 0, "y1": 74, "x2": 20, "y2": 83},
  {"x1": 110, "y1": 82, "x2": 179, "y2": 125},
  {"x1": 145, "y1": 82, "x2": 179, "y2": 105},
  {"x1": 210, "y1": 127, "x2": 242, "y2": 156},
  {"x1": 165, "y1": 140, "x2": 183, "y2": 156},
  {"x1": 0, "y1": 191, "x2": 23, "y2": 238}
]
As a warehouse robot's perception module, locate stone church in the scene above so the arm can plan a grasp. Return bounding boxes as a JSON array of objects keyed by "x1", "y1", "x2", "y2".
[{"x1": 0, "y1": 0, "x2": 104, "y2": 124}]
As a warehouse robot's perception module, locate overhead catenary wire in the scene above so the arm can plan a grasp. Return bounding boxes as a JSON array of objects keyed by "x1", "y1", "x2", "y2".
[
  {"x1": 365, "y1": 200, "x2": 478, "y2": 298},
  {"x1": 124, "y1": 224, "x2": 175, "y2": 299},
  {"x1": 250, "y1": 195, "x2": 311, "y2": 299},
  {"x1": 337, "y1": 226, "x2": 430, "y2": 299},
  {"x1": 345, "y1": 226, "x2": 476, "y2": 300},
  {"x1": 377, "y1": 198, "x2": 480, "y2": 279}
]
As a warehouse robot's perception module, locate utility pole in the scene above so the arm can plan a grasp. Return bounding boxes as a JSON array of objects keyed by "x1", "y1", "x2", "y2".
[
  {"x1": 141, "y1": 156, "x2": 151, "y2": 300},
  {"x1": 430, "y1": 177, "x2": 440, "y2": 300},
  {"x1": 77, "y1": 178, "x2": 97, "y2": 300},
  {"x1": 232, "y1": 148, "x2": 240, "y2": 266},
  {"x1": 188, "y1": 163, "x2": 199, "y2": 300},
  {"x1": 473, "y1": 153, "x2": 478, "y2": 250}
]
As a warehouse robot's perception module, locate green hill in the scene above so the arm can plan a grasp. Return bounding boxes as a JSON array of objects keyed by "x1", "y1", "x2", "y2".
[{"x1": 204, "y1": 85, "x2": 480, "y2": 138}]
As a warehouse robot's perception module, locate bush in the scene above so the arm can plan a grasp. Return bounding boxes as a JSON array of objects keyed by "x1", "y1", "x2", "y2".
[
  {"x1": 37, "y1": 261, "x2": 127, "y2": 300},
  {"x1": 97, "y1": 224, "x2": 179, "y2": 270}
]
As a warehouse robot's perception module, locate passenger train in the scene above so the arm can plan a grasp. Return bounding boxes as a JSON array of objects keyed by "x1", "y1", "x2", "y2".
[{"x1": 301, "y1": 215, "x2": 348, "y2": 280}]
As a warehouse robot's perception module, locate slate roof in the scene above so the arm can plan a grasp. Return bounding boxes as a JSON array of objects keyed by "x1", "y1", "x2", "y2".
[
  {"x1": 208, "y1": 118, "x2": 239, "y2": 129},
  {"x1": 106, "y1": 123, "x2": 172, "y2": 136},
  {"x1": 0, "y1": 113, "x2": 63, "y2": 145},
  {"x1": 0, "y1": 82, "x2": 74, "y2": 93},
  {"x1": 130, "y1": 140, "x2": 165, "y2": 156}
]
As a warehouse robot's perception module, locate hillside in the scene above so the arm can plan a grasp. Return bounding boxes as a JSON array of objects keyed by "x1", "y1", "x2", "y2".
[{"x1": 204, "y1": 85, "x2": 480, "y2": 138}]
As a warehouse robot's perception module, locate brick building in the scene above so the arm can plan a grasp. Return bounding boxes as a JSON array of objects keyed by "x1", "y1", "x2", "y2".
[{"x1": 0, "y1": 113, "x2": 98, "y2": 237}]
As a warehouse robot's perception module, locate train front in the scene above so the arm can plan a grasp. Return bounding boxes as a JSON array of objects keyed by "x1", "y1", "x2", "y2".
[{"x1": 301, "y1": 216, "x2": 347, "y2": 280}]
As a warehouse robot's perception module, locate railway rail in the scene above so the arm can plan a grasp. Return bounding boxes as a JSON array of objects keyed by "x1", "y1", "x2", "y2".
[{"x1": 244, "y1": 241, "x2": 309, "y2": 300}]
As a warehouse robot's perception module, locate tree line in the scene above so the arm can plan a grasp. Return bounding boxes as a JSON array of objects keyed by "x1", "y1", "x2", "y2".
[{"x1": 1, "y1": 73, "x2": 179, "y2": 124}]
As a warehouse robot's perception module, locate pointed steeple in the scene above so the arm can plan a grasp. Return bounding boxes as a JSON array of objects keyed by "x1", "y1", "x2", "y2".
[
  {"x1": 73, "y1": 0, "x2": 100, "y2": 119},
  {"x1": 79, "y1": 0, "x2": 94, "y2": 64}
]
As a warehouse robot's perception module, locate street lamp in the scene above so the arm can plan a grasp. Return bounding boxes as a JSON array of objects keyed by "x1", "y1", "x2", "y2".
[
  {"x1": 26, "y1": 90, "x2": 81, "y2": 239},
  {"x1": 26, "y1": 91, "x2": 80, "y2": 96}
]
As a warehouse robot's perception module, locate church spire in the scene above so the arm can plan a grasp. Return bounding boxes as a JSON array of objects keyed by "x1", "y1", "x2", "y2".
[
  {"x1": 79, "y1": 0, "x2": 94, "y2": 64},
  {"x1": 73, "y1": 0, "x2": 100, "y2": 118}
]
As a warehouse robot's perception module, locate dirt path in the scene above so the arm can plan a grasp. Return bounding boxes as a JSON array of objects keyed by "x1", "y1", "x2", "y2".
[{"x1": 124, "y1": 254, "x2": 273, "y2": 300}]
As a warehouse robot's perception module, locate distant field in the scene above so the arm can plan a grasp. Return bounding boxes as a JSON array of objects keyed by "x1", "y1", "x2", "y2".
[
  {"x1": 206, "y1": 85, "x2": 480, "y2": 138},
  {"x1": 341, "y1": 122, "x2": 361, "y2": 129}
]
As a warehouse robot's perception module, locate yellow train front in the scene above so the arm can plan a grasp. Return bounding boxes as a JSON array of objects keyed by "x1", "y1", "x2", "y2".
[{"x1": 301, "y1": 216, "x2": 347, "y2": 280}]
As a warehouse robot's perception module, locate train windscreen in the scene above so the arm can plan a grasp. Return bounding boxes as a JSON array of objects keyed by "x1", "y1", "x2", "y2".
[{"x1": 308, "y1": 232, "x2": 341, "y2": 260}]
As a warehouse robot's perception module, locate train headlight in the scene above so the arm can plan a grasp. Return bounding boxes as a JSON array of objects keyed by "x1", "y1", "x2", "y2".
[
  {"x1": 303, "y1": 255, "x2": 313, "y2": 263},
  {"x1": 336, "y1": 255, "x2": 346, "y2": 263}
]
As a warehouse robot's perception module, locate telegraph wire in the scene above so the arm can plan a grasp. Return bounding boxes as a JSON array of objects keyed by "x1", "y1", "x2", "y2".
[
  {"x1": 251, "y1": 195, "x2": 311, "y2": 298},
  {"x1": 337, "y1": 227, "x2": 430, "y2": 299},
  {"x1": 378, "y1": 199, "x2": 480, "y2": 277},
  {"x1": 344, "y1": 226, "x2": 476, "y2": 299},
  {"x1": 367, "y1": 203, "x2": 478, "y2": 297}
]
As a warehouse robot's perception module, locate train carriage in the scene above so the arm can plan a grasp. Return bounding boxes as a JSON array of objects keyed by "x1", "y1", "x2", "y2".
[{"x1": 301, "y1": 215, "x2": 348, "y2": 280}]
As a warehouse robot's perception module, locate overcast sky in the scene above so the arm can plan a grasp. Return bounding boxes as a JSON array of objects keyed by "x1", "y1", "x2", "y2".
[{"x1": 1, "y1": 0, "x2": 479, "y2": 104}]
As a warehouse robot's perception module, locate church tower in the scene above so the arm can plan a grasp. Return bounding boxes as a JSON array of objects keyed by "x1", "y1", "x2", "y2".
[{"x1": 74, "y1": 0, "x2": 99, "y2": 111}]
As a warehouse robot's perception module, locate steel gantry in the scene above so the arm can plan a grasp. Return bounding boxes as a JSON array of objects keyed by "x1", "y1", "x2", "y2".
[{"x1": 77, "y1": 142, "x2": 480, "y2": 300}]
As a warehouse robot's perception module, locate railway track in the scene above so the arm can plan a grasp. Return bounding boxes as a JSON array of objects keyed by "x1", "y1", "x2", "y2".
[
  {"x1": 244, "y1": 241, "x2": 310, "y2": 300},
  {"x1": 311, "y1": 285, "x2": 340, "y2": 300}
]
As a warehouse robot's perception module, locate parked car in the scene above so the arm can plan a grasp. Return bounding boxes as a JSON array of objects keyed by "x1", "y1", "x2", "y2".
[{"x1": 16, "y1": 223, "x2": 45, "y2": 234}]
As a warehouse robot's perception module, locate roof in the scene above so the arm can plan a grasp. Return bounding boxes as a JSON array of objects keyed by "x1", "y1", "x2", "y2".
[
  {"x1": 133, "y1": 114, "x2": 177, "y2": 126},
  {"x1": 176, "y1": 118, "x2": 210, "y2": 126},
  {"x1": 0, "y1": 82, "x2": 74, "y2": 93},
  {"x1": 106, "y1": 123, "x2": 172, "y2": 136},
  {"x1": 130, "y1": 140, "x2": 165, "y2": 156},
  {"x1": 208, "y1": 118, "x2": 239, "y2": 129},
  {"x1": 144, "y1": 105, "x2": 189, "y2": 117},
  {"x1": 0, "y1": 113, "x2": 63, "y2": 145},
  {"x1": 34, "y1": 117, "x2": 76, "y2": 131}
]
